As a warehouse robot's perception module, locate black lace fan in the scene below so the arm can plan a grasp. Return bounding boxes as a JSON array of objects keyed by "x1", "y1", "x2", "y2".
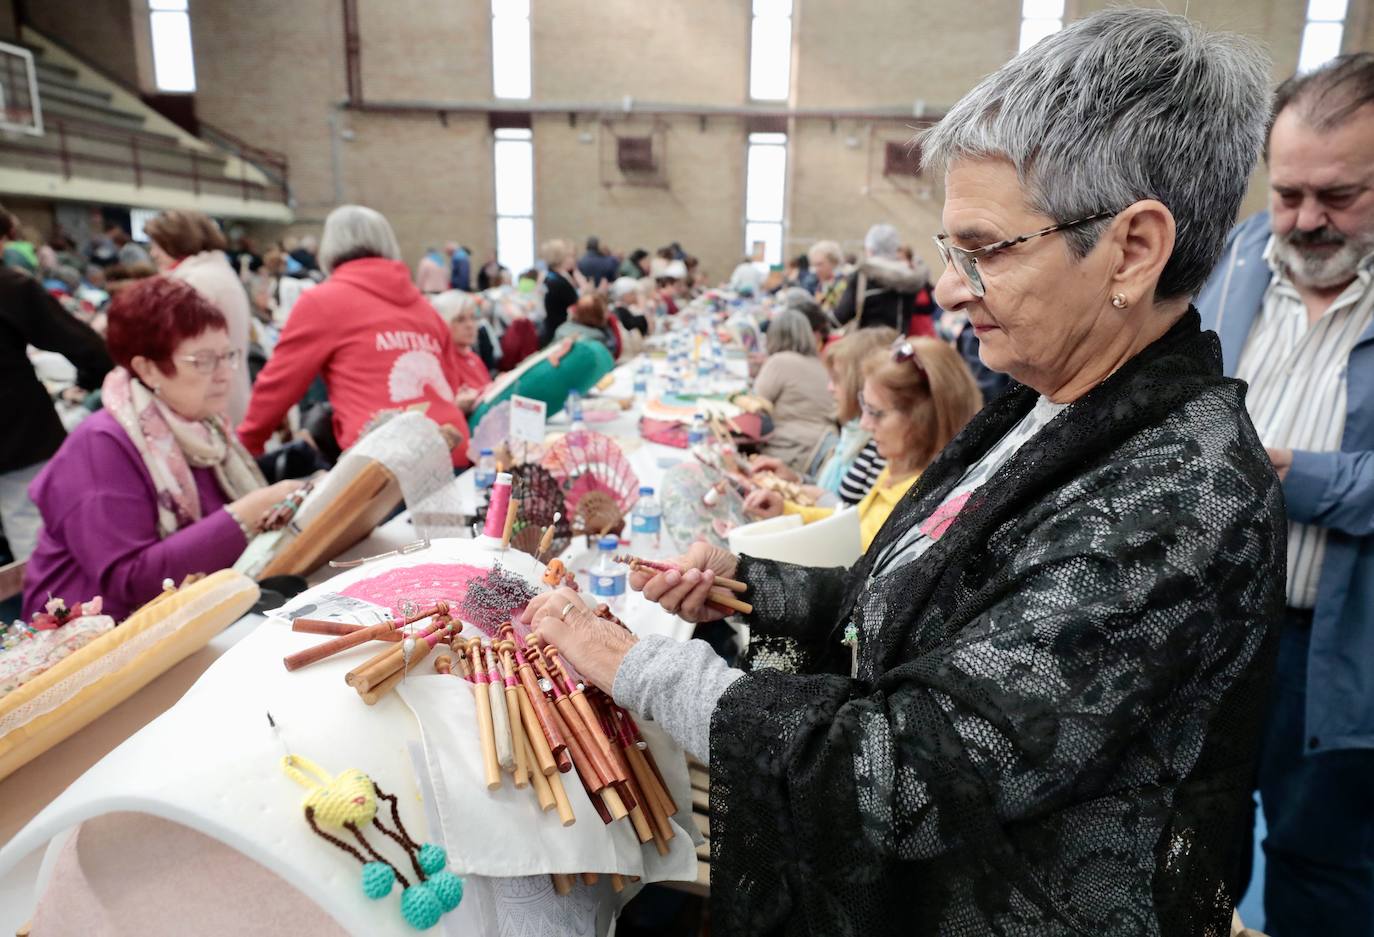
[{"x1": 476, "y1": 463, "x2": 572, "y2": 560}]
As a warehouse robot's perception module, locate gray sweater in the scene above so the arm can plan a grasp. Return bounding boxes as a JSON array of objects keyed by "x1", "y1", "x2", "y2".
[{"x1": 612, "y1": 635, "x2": 744, "y2": 764}]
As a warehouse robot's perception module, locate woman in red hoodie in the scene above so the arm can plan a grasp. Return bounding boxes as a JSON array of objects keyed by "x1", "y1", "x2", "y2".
[{"x1": 237, "y1": 205, "x2": 471, "y2": 467}]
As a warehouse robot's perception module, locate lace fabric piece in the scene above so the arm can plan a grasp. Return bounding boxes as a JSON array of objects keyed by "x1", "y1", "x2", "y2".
[
  {"x1": 712, "y1": 312, "x2": 1286, "y2": 936},
  {"x1": 338, "y1": 562, "x2": 488, "y2": 619}
]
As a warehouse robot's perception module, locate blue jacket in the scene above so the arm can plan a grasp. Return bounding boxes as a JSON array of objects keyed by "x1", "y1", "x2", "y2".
[{"x1": 1197, "y1": 211, "x2": 1374, "y2": 754}]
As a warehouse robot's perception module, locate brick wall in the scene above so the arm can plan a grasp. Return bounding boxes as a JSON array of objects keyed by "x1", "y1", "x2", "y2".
[{"x1": 27, "y1": 0, "x2": 140, "y2": 88}]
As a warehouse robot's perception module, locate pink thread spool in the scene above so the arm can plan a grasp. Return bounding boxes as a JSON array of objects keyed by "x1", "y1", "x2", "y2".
[{"x1": 483, "y1": 472, "x2": 514, "y2": 539}]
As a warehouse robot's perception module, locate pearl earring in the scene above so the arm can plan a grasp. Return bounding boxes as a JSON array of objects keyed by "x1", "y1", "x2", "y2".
[{"x1": 1111, "y1": 293, "x2": 1129, "y2": 309}]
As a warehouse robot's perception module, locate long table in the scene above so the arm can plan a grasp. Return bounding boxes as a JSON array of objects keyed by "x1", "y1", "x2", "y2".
[{"x1": 0, "y1": 349, "x2": 745, "y2": 933}]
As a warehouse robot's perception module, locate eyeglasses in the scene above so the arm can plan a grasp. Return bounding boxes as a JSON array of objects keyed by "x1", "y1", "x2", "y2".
[
  {"x1": 857, "y1": 391, "x2": 890, "y2": 423},
  {"x1": 176, "y1": 349, "x2": 242, "y2": 375},
  {"x1": 932, "y1": 210, "x2": 1117, "y2": 298}
]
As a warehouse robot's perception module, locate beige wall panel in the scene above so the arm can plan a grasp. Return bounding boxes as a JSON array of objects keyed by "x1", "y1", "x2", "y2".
[
  {"x1": 28, "y1": 0, "x2": 140, "y2": 86},
  {"x1": 532, "y1": 0, "x2": 749, "y2": 104},
  {"x1": 356, "y1": 0, "x2": 491, "y2": 102},
  {"x1": 533, "y1": 115, "x2": 747, "y2": 283},
  {"x1": 333, "y1": 110, "x2": 495, "y2": 266}
]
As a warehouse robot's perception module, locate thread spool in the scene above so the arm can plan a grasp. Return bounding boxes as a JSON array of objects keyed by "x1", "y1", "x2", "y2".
[{"x1": 483, "y1": 472, "x2": 514, "y2": 539}]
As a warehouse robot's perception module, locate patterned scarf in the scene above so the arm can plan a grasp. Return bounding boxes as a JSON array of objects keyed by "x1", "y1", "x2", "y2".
[{"x1": 102, "y1": 368, "x2": 266, "y2": 537}]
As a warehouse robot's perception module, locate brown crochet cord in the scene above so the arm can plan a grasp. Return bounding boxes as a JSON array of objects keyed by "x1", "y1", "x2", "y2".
[{"x1": 304, "y1": 806, "x2": 409, "y2": 889}]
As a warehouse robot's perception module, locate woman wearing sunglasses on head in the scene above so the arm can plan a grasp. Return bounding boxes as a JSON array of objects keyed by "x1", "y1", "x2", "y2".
[
  {"x1": 22, "y1": 278, "x2": 301, "y2": 621},
  {"x1": 524, "y1": 10, "x2": 1286, "y2": 936},
  {"x1": 743, "y1": 338, "x2": 980, "y2": 551}
]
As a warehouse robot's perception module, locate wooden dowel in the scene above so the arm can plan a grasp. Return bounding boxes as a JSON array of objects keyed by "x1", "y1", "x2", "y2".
[
  {"x1": 500, "y1": 497, "x2": 521, "y2": 549},
  {"x1": 359, "y1": 638, "x2": 435, "y2": 704},
  {"x1": 625, "y1": 744, "x2": 676, "y2": 839},
  {"x1": 284, "y1": 604, "x2": 446, "y2": 671},
  {"x1": 547, "y1": 767, "x2": 575, "y2": 827},
  {"x1": 618, "y1": 556, "x2": 748, "y2": 594},
  {"x1": 291, "y1": 619, "x2": 401, "y2": 641},
  {"x1": 498, "y1": 645, "x2": 530, "y2": 787},
  {"x1": 705, "y1": 588, "x2": 752, "y2": 616},
  {"x1": 514, "y1": 674, "x2": 558, "y2": 777},
  {"x1": 600, "y1": 784, "x2": 630, "y2": 823},
  {"x1": 464, "y1": 642, "x2": 502, "y2": 791},
  {"x1": 522, "y1": 734, "x2": 555, "y2": 811},
  {"x1": 514, "y1": 655, "x2": 571, "y2": 772},
  {"x1": 639, "y1": 743, "x2": 679, "y2": 817}
]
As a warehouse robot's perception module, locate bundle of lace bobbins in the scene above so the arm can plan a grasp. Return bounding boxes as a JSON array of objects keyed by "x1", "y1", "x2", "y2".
[{"x1": 615, "y1": 555, "x2": 753, "y2": 615}]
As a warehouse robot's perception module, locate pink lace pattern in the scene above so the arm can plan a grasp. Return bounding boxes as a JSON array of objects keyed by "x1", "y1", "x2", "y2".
[{"x1": 339, "y1": 563, "x2": 489, "y2": 618}]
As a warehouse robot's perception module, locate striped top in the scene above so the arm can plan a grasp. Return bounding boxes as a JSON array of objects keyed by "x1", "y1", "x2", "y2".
[
  {"x1": 839, "y1": 439, "x2": 885, "y2": 505},
  {"x1": 1235, "y1": 239, "x2": 1374, "y2": 608}
]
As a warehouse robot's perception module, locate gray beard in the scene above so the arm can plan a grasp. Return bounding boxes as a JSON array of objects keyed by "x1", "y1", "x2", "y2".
[{"x1": 1272, "y1": 231, "x2": 1374, "y2": 290}]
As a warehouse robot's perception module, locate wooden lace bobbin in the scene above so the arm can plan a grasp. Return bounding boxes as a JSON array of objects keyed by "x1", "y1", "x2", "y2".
[
  {"x1": 503, "y1": 641, "x2": 559, "y2": 779},
  {"x1": 551, "y1": 873, "x2": 573, "y2": 896},
  {"x1": 463, "y1": 639, "x2": 503, "y2": 791},
  {"x1": 347, "y1": 616, "x2": 451, "y2": 691},
  {"x1": 499, "y1": 626, "x2": 572, "y2": 773},
  {"x1": 540, "y1": 686, "x2": 616, "y2": 817},
  {"x1": 609, "y1": 874, "x2": 625, "y2": 894},
  {"x1": 495, "y1": 641, "x2": 530, "y2": 787},
  {"x1": 500, "y1": 497, "x2": 521, "y2": 550},
  {"x1": 359, "y1": 632, "x2": 440, "y2": 704},
  {"x1": 543, "y1": 699, "x2": 613, "y2": 825},
  {"x1": 545, "y1": 756, "x2": 576, "y2": 827},
  {"x1": 521, "y1": 733, "x2": 556, "y2": 812},
  {"x1": 543, "y1": 645, "x2": 629, "y2": 788},
  {"x1": 526, "y1": 642, "x2": 615, "y2": 794},
  {"x1": 580, "y1": 872, "x2": 598, "y2": 886},
  {"x1": 291, "y1": 619, "x2": 401, "y2": 642},
  {"x1": 484, "y1": 646, "x2": 517, "y2": 773},
  {"x1": 284, "y1": 603, "x2": 448, "y2": 671}
]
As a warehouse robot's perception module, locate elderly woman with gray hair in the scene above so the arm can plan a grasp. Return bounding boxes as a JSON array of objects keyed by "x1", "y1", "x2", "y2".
[
  {"x1": 835, "y1": 222, "x2": 937, "y2": 334},
  {"x1": 526, "y1": 10, "x2": 1287, "y2": 935},
  {"x1": 751, "y1": 309, "x2": 838, "y2": 474},
  {"x1": 238, "y1": 205, "x2": 473, "y2": 467}
]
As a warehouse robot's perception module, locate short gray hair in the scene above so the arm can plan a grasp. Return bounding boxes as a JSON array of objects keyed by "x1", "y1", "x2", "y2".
[
  {"x1": 919, "y1": 8, "x2": 1270, "y2": 301},
  {"x1": 864, "y1": 224, "x2": 901, "y2": 259},
  {"x1": 766, "y1": 309, "x2": 818, "y2": 357},
  {"x1": 318, "y1": 205, "x2": 401, "y2": 274},
  {"x1": 807, "y1": 239, "x2": 843, "y2": 266}
]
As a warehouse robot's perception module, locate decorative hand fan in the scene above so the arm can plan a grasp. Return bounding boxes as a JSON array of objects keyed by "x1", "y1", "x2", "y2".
[
  {"x1": 466, "y1": 400, "x2": 513, "y2": 465},
  {"x1": 571, "y1": 490, "x2": 625, "y2": 540},
  {"x1": 540, "y1": 429, "x2": 639, "y2": 525},
  {"x1": 660, "y1": 461, "x2": 748, "y2": 552},
  {"x1": 474, "y1": 463, "x2": 572, "y2": 560}
]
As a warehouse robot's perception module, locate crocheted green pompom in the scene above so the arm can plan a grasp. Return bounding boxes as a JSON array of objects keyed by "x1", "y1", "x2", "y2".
[
  {"x1": 427, "y1": 870, "x2": 464, "y2": 911},
  {"x1": 417, "y1": 842, "x2": 448, "y2": 875},
  {"x1": 361, "y1": 861, "x2": 395, "y2": 899},
  {"x1": 401, "y1": 882, "x2": 443, "y2": 929}
]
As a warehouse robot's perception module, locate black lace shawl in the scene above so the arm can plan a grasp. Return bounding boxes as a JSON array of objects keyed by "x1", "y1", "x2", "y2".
[{"x1": 709, "y1": 311, "x2": 1285, "y2": 936}]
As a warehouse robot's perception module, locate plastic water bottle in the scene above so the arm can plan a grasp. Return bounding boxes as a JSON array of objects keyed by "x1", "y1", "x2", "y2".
[
  {"x1": 687, "y1": 411, "x2": 708, "y2": 449},
  {"x1": 589, "y1": 535, "x2": 628, "y2": 615},
  {"x1": 633, "y1": 358, "x2": 650, "y2": 396},
  {"x1": 474, "y1": 447, "x2": 496, "y2": 514},
  {"x1": 565, "y1": 389, "x2": 584, "y2": 424},
  {"x1": 631, "y1": 486, "x2": 662, "y2": 554}
]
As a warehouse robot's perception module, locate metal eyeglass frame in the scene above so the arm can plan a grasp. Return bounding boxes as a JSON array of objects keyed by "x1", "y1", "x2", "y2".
[{"x1": 932, "y1": 209, "x2": 1117, "y2": 298}]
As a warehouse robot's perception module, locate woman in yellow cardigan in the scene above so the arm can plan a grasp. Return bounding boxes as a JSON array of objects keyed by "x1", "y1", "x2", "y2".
[{"x1": 743, "y1": 336, "x2": 982, "y2": 550}]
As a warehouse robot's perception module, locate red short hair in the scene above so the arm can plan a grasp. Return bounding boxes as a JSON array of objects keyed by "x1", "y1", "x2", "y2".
[{"x1": 105, "y1": 277, "x2": 227, "y2": 376}]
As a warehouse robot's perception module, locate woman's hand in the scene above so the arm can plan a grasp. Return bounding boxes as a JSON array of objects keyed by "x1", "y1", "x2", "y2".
[
  {"x1": 628, "y1": 542, "x2": 740, "y2": 623},
  {"x1": 748, "y1": 455, "x2": 799, "y2": 482},
  {"x1": 454, "y1": 386, "x2": 480, "y2": 413},
  {"x1": 227, "y1": 479, "x2": 305, "y2": 534},
  {"x1": 522, "y1": 587, "x2": 637, "y2": 692},
  {"x1": 743, "y1": 489, "x2": 785, "y2": 519}
]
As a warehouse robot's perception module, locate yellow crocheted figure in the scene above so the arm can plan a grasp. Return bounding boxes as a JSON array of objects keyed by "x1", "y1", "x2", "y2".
[{"x1": 281, "y1": 753, "x2": 463, "y2": 929}]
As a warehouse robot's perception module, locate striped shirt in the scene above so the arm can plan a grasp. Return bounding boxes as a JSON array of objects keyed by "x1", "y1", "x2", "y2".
[
  {"x1": 1235, "y1": 239, "x2": 1374, "y2": 608},
  {"x1": 839, "y1": 439, "x2": 885, "y2": 505}
]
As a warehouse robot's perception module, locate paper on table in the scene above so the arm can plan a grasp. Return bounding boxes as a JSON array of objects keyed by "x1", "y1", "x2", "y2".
[{"x1": 399, "y1": 674, "x2": 698, "y2": 882}]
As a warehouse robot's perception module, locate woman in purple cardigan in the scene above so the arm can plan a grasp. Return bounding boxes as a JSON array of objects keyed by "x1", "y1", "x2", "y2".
[{"x1": 22, "y1": 279, "x2": 300, "y2": 620}]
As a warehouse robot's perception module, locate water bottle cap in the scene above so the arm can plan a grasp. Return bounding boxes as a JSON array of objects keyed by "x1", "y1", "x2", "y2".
[
  {"x1": 598, "y1": 535, "x2": 619, "y2": 550},
  {"x1": 639, "y1": 486, "x2": 654, "y2": 495},
  {"x1": 479, "y1": 448, "x2": 494, "y2": 456}
]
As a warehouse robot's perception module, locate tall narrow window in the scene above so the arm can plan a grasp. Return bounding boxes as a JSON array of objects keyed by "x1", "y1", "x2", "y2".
[
  {"x1": 494, "y1": 128, "x2": 535, "y2": 275},
  {"x1": 491, "y1": 0, "x2": 531, "y2": 99},
  {"x1": 1298, "y1": 0, "x2": 1346, "y2": 73},
  {"x1": 1018, "y1": 0, "x2": 1063, "y2": 54},
  {"x1": 149, "y1": 0, "x2": 195, "y2": 92},
  {"x1": 745, "y1": 132, "x2": 787, "y2": 266},
  {"x1": 749, "y1": 0, "x2": 792, "y2": 101}
]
